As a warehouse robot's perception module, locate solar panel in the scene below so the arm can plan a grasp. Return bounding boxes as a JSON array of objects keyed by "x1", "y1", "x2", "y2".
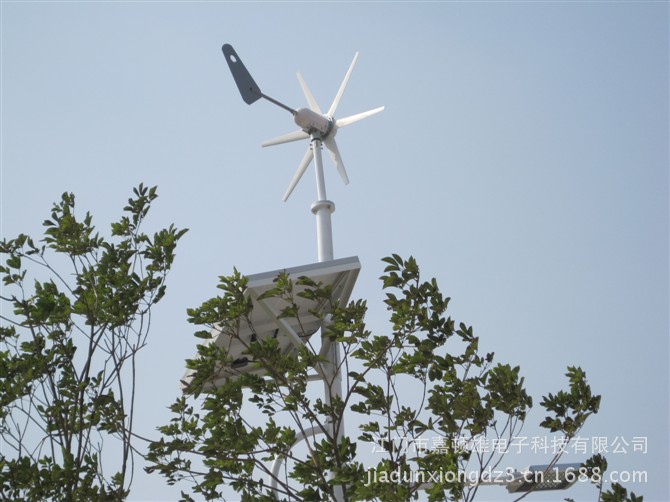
[{"x1": 181, "y1": 256, "x2": 360, "y2": 391}]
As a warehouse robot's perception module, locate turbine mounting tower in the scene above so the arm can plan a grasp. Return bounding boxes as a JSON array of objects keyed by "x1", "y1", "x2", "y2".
[{"x1": 221, "y1": 44, "x2": 383, "y2": 501}]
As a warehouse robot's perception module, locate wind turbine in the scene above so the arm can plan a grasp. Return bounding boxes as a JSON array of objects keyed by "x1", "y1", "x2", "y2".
[{"x1": 222, "y1": 44, "x2": 384, "y2": 204}]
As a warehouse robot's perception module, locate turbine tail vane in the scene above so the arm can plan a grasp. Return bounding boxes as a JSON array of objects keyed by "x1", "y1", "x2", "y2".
[
  {"x1": 222, "y1": 44, "x2": 295, "y2": 114},
  {"x1": 222, "y1": 44, "x2": 262, "y2": 105}
]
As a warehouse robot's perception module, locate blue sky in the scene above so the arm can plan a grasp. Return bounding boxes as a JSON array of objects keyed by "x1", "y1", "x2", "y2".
[{"x1": 1, "y1": 1, "x2": 668, "y2": 501}]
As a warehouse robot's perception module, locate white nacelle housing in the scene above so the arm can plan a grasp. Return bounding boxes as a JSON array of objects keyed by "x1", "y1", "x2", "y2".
[{"x1": 294, "y1": 107, "x2": 334, "y2": 137}]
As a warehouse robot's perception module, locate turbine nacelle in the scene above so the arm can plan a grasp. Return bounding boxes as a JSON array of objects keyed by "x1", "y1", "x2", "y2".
[{"x1": 293, "y1": 108, "x2": 334, "y2": 138}]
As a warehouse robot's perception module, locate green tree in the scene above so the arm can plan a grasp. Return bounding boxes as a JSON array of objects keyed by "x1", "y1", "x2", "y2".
[
  {"x1": 572, "y1": 454, "x2": 645, "y2": 502},
  {"x1": 146, "y1": 254, "x2": 614, "y2": 501},
  {"x1": 0, "y1": 184, "x2": 187, "y2": 500}
]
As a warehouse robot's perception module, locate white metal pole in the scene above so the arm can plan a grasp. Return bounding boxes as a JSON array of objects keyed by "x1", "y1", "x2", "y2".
[
  {"x1": 310, "y1": 135, "x2": 344, "y2": 501},
  {"x1": 310, "y1": 137, "x2": 335, "y2": 262},
  {"x1": 268, "y1": 136, "x2": 345, "y2": 500}
]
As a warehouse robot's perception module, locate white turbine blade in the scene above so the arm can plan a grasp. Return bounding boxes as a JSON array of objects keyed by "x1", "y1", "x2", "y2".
[
  {"x1": 327, "y1": 52, "x2": 359, "y2": 117},
  {"x1": 262, "y1": 130, "x2": 309, "y2": 147},
  {"x1": 324, "y1": 137, "x2": 349, "y2": 185},
  {"x1": 297, "y1": 72, "x2": 322, "y2": 114},
  {"x1": 335, "y1": 106, "x2": 385, "y2": 128},
  {"x1": 283, "y1": 147, "x2": 314, "y2": 201}
]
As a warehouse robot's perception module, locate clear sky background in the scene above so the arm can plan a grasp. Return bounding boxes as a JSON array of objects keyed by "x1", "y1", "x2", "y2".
[{"x1": 1, "y1": 1, "x2": 668, "y2": 501}]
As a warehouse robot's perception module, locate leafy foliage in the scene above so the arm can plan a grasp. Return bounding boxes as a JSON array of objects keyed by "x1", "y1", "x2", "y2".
[
  {"x1": 576, "y1": 454, "x2": 644, "y2": 502},
  {"x1": 0, "y1": 184, "x2": 186, "y2": 500},
  {"x1": 147, "y1": 254, "x2": 613, "y2": 501},
  {"x1": 540, "y1": 366, "x2": 601, "y2": 437}
]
